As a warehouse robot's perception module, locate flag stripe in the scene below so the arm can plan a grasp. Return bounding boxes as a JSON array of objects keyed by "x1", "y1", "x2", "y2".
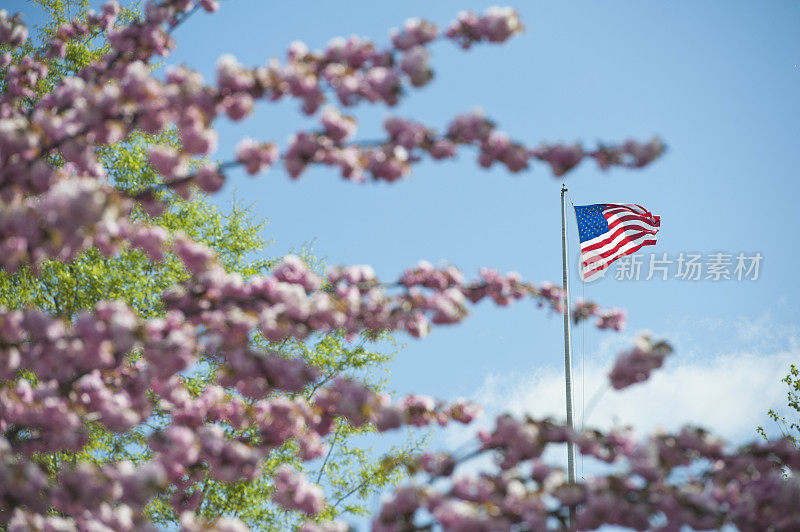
[
  {"x1": 581, "y1": 230, "x2": 655, "y2": 263},
  {"x1": 606, "y1": 203, "x2": 649, "y2": 215},
  {"x1": 582, "y1": 232, "x2": 657, "y2": 274},
  {"x1": 582, "y1": 232, "x2": 656, "y2": 268},
  {"x1": 582, "y1": 237, "x2": 657, "y2": 279},
  {"x1": 604, "y1": 204, "x2": 647, "y2": 215},
  {"x1": 607, "y1": 218, "x2": 659, "y2": 235},
  {"x1": 604, "y1": 207, "x2": 637, "y2": 217},
  {"x1": 583, "y1": 238, "x2": 657, "y2": 279},
  {"x1": 607, "y1": 220, "x2": 659, "y2": 236},
  {"x1": 606, "y1": 212, "x2": 659, "y2": 228},
  {"x1": 582, "y1": 224, "x2": 658, "y2": 253}
]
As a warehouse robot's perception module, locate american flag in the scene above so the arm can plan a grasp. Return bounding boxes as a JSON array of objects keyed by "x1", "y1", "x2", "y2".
[{"x1": 574, "y1": 203, "x2": 661, "y2": 281}]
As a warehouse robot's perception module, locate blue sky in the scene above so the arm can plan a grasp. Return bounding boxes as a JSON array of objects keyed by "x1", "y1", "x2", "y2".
[
  {"x1": 139, "y1": 0, "x2": 798, "y2": 436},
  {"x1": 12, "y1": 0, "x2": 800, "y2": 517}
]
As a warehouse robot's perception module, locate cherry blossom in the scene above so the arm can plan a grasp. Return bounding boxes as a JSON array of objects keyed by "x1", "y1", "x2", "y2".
[{"x1": 0, "y1": 1, "x2": 794, "y2": 530}]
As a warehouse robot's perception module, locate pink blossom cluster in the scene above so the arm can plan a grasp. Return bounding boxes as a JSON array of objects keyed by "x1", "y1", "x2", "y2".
[
  {"x1": 595, "y1": 308, "x2": 627, "y2": 331},
  {"x1": 530, "y1": 144, "x2": 585, "y2": 176},
  {"x1": 536, "y1": 282, "x2": 564, "y2": 312},
  {"x1": 179, "y1": 514, "x2": 248, "y2": 532},
  {"x1": 0, "y1": 0, "x2": 218, "y2": 200},
  {"x1": 390, "y1": 18, "x2": 439, "y2": 51},
  {"x1": 608, "y1": 333, "x2": 673, "y2": 390},
  {"x1": 272, "y1": 465, "x2": 326, "y2": 515},
  {"x1": 235, "y1": 138, "x2": 280, "y2": 175},
  {"x1": 46, "y1": 2, "x2": 120, "y2": 59},
  {"x1": 2, "y1": 53, "x2": 47, "y2": 103},
  {"x1": 152, "y1": 424, "x2": 263, "y2": 485},
  {"x1": 0, "y1": 250, "x2": 500, "y2": 527},
  {"x1": 203, "y1": 7, "x2": 521, "y2": 116},
  {"x1": 571, "y1": 298, "x2": 599, "y2": 323},
  {"x1": 364, "y1": 340, "x2": 800, "y2": 530},
  {"x1": 0, "y1": 0, "x2": 662, "y2": 234},
  {"x1": 399, "y1": 260, "x2": 465, "y2": 289},
  {"x1": 372, "y1": 414, "x2": 800, "y2": 531},
  {"x1": 297, "y1": 521, "x2": 350, "y2": 532},
  {"x1": 0, "y1": 435, "x2": 169, "y2": 529},
  {"x1": 445, "y1": 7, "x2": 524, "y2": 49},
  {"x1": 259, "y1": 110, "x2": 664, "y2": 183},
  {"x1": 320, "y1": 106, "x2": 358, "y2": 143},
  {"x1": 3, "y1": 1, "x2": 520, "y2": 204},
  {"x1": 0, "y1": 178, "x2": 123, "y2": 270},
  {"x1": 592, "y1": 138, "x2": 666, "y2": 170},
  {"x1": 0, "y1": 16, "x2": 659, "y2": 221},
  {"x1": 162, "y1": 254, "x2": 622, "y2": 341},
  {"x1": 0, "y1": 10, "x2": 28, "y2": 47},
  {"x1": 399, "y1": 263, "x2": 620, "y2": 326},
  {"x1": 0, "y1": 2, "x2": 657, "y2": 198},
  {"x1": 573, "y1": 299, "x2": 627, "y2": 331},
  {"x1": 530, "y1": 139, "x2": 666, "y2": 176},
  {"x1": 0, "y1": 292, "x2": 486, "y2": 527}
]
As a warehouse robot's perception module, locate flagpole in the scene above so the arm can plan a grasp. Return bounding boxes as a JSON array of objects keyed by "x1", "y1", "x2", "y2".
[{"x1": 560, "y1": 184, "x2": 577, "y2": 490}]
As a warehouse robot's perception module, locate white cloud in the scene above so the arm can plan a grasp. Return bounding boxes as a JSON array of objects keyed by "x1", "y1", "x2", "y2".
[
  {"x1": 477, "y1": 350, "x2": 795, "y2": 442},
  {"x1": 452, "y1": 318, "x2": 800, "y2": 447}
]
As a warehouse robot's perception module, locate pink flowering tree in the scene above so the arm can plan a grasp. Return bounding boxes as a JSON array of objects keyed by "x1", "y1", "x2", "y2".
[
  {"x1": 1, "y1": 1, "x2": 798, "y2": 531},
  {"x1": 1, "y1": 1, "x2": 431, "y2": 527}
]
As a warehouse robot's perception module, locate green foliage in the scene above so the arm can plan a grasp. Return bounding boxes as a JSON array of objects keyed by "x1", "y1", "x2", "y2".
[
  {"x1": 759, "y1": 364, "x2": 800, "y2": 445},
  {"x1": 0, "y1": 1, "x2": 419, "y2": 528}
]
